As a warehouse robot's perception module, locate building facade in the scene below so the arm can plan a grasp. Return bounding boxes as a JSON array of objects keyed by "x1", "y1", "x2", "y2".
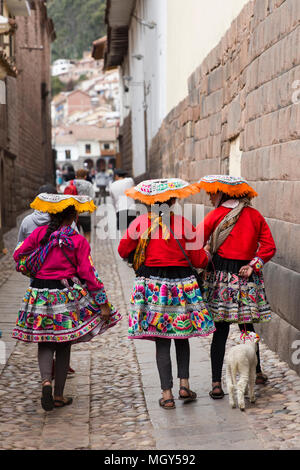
[
  {"x1": 0, "y1": 0, "x2": 55, "y2": 249},
  {"x1": 105, "y1": 0, "x2": 300, "y2": 373},
  {"x1": 53, "y1": 124, "x2": 119, "y2": 172}
]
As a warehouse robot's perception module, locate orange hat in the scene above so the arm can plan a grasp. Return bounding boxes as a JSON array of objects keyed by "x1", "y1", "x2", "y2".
[{"x1": 197, "y1": 175, "x2": 258, "y2": 198}]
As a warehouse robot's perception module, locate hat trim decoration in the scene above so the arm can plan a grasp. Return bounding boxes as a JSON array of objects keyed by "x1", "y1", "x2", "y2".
[
  {"x1": 30, "y1": 193, "x2": 97, "y2": 214},
  {"x1": 197, "y1": 175, "x2": 258, "y2": 198},
  {"x1": 125, "y1": 178, "x2": 200, "y2": 204}
]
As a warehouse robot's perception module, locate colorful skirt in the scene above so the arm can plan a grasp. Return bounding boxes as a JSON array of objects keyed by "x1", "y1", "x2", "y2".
[
  {"x1": 128, "y1": 266, "x2": 215, "y2": 340},
  {"x1": 202, "y1": 254, "x2": 272, "y2": 324},
  {"x1": 12, "y1": 278, "x2": 121, "y2": 343}
]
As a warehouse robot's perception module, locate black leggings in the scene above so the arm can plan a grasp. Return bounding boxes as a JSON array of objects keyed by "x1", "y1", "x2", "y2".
[
  {"x1": 155, "y1": 338, "x2": 190, "y2": 390},
  {"x1": 211, "y1": 322, "x2": 261, "y2": 382},
  {"x1": 38, "y1": 342, "x2": 71, "y2": 396}
]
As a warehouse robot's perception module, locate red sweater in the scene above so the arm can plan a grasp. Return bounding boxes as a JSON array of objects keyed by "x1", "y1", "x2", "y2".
[
  {"x1": 118, "y1": 213, "x2": 209, "y2": 268},
  {"x1": 196, "y1": 206, "x2": 276, "y2": 268}
]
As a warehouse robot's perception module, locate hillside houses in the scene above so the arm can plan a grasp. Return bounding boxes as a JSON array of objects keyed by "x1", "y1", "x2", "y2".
[{"x1": 51, "y1": 44, "x2": 120, "y2": 175}]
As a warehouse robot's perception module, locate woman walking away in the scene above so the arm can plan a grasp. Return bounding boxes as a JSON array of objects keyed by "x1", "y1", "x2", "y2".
[
  {"x1": 13, "y1": 193, "x2": 121, "y2": 411},
  {"x1": 196, "y1": 175, "x2": 276, "y2": 399},
  {"x1": 118, "y1": 178, "x2": 215, "y2": 410}
]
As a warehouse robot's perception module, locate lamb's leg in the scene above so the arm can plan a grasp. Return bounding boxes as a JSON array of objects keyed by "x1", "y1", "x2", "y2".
[
  {"x1": 237, "y1": 375, "x2": 248, "y2": 411},
  {"x1": 249, "y1": 365, "x2": 256, "y2": 404},
  {"x1": 226, "y1": 363, "x2": 236, "y2": 408}
]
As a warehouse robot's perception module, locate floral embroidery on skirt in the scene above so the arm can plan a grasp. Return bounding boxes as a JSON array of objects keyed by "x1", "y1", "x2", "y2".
[
  {"x1": 12, "y1": 281, "x2": 121, "y2": 343},
  {"x1": 202, "y1": 255, "x2": 272, "y2": 324},
  {"x1": 128, "y1": 266, "x2": 215, "y2": 340}
]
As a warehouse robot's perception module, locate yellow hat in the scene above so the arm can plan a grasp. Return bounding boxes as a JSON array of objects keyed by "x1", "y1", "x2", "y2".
[{"x1": 30, "y1": 193, "x2": 97, "y2": 214}]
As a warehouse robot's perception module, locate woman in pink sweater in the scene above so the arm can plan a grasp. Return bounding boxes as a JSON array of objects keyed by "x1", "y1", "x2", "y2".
[{"x1": 13, "y1": 194, "x2": 121, "y2": 411}]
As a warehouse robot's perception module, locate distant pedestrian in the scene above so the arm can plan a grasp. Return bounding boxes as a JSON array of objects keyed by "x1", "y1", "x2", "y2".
[
  {"x1": 17, "y1": 184, "x2": 57, "y2": 244},
  {"x1": 118, "y1": 178, "x2": 215, "y2": 409},
  {"x1": 13, "y1": 193, "x2": 121, "y2": 411},
  {"x1": 108, "y1": 169, "x2": 136, "y2": 233},
  {"x1": 56, "y1": 167, "x2": 63, "y2": 191},
  {"x1": 196, "y1": 175, "x2": 276, "y2": 399},
  {"x1": 65, "y1": 169, "x2": 95, "y2": 243},
  {"x1": 95, "y1": 169, "x2": 109, "y2": 204}
]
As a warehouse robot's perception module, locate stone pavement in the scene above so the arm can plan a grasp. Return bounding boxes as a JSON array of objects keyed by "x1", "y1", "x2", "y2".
[{"x1": 0, "y1": 207, "x2": 299, "y2": 450}]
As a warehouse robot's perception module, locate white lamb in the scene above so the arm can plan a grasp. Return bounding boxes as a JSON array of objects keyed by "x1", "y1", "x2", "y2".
[{"x1": 226, "y1": 331, "x2": 260, "y2": 411}]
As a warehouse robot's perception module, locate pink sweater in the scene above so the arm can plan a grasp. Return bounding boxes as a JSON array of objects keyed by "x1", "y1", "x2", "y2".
[{"x1": 14, "y1": 225, "x2": 103, "y2": 292}]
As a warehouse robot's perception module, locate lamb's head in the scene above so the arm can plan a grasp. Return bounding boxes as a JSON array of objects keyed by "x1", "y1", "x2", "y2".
[{"x1": 240, "y1": 330, "x2": 260, "y2": 347}]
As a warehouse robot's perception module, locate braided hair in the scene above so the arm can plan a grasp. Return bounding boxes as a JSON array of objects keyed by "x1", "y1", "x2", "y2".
[{"x1": 40, "y1": 205, "x2": 77, "y2": 245}]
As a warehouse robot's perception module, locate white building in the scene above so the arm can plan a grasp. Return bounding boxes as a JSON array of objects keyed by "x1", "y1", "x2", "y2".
[
  {"x1": 53, "y1": 125, "x2": 119, "y2": 172},
  {"x1": 51, "y1": 59, "x2": 75, "y2": 77},
  {"x1": 104, "y1": 0, "x2": 249, "y2": 179}
]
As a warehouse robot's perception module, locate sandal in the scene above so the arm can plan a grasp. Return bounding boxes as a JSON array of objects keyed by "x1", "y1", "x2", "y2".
[
  {"x1": 256, "y1": 373, "x2": 268, "y2": 385},
  {"x1": 41, "y1": 384, "x2": 54, "y2": 411},
  {"x1": 54, "y1": 397, "x2": 73, "y2": 408},
  {"x1": 159, "y1": 398, "x2": 176, "y2": 409},
  {"x1": 209, "y1": 385, "x2": 225, "y2": 399},
  {"x1": 178, "y1": 386, "x2": 197, "y2": 403}
]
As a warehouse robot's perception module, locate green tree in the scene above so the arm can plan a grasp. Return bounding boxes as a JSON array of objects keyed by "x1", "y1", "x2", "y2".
[{"x1": 48, "y1": 0, "x2": 106, "y2": 62}]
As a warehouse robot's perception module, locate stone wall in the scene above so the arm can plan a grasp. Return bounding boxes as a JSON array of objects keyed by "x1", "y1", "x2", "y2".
[
  {"x1": 0, "y1": 1, "x2": 54, "y2": 234},
  {"x1": 147, "y1": 0, "x2": 300, "y2": 372}
]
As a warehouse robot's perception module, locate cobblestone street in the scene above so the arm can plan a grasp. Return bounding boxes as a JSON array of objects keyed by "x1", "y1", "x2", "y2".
[{"x1": 0, "y1": 209, "x2": 299, "y2": 450}]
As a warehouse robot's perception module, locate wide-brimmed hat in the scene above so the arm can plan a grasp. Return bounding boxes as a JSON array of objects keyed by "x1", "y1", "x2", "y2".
[
  {"x1": 197, "y1": 175, "x2": 258, "y2": 198},
  {"x1": 125, "y1": 178, "x2": 199, "y2": 204},
  {"x1": 30, "y1": 193, "x2": 97, "y2": 214}
]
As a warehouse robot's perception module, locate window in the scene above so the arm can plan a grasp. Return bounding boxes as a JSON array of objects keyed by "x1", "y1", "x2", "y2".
[
  {"x1": 85, "y1": 144, "x2": 91, "y2": 154},
  {"x1": 103, "y1": 143, "x2": 110, "y2": 150},
  {"x1": 65, "y1": 150, "x2": 71, "y2": 160}
]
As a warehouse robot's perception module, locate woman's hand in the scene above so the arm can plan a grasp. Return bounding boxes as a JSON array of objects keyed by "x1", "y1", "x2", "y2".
[
  {"x1": 100, "y1": 303, "x2": 111, "y2": 321},
  {"x1": 239, "y1": 265, "x2": 253, "y2": 278},
  {"x1": 204, "y1": 244, "x2": 211, "y2": 252}
]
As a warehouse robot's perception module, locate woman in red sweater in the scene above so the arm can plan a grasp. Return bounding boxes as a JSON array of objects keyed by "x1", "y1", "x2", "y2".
[
  {"x1": 196, "y1": 175, "x2": 276, "y2": 399},
  {"x1": 118, "y1": 178, "x2": 215, "y2": 409}
]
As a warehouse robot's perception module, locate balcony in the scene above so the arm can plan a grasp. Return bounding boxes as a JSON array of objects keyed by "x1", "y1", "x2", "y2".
[
  {"x1": 0, "y1": 49, "x2": 17, "y2": 79},
  {"x1": 6, "y1": 0, "x2": 31, "y2": 17}
]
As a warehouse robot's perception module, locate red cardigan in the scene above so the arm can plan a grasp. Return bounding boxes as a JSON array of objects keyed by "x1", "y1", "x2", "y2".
[
  {"x1": 118, "y1": 213, "x2": 209, "y2": 269},
  {"x1": 196, "y1": 205, "x2": 276, "y2": 270}
]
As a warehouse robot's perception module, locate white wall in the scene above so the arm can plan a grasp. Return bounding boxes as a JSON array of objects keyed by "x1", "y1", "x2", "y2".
[
  {"x1": 126, "y1": 0, "x2": 167, "y2": 178},
  {"x1": 120, "y1": 0, "x2": 248, "y2": 176},
  {"x1": 56, "y1": 144, "x2": 79, "y2": 162},
  {"x1": 166, "y1": 0, "x2": 249, "y2": 113},
  {"x1": 77, "y1": 140, "x2": 100, "y2": 158}
]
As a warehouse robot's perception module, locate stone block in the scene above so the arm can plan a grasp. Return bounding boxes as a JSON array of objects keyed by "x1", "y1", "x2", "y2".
[
  {"x1": 193, "y1": 158, "x2": 220, "y2": 177},
  {"x1": 194, "y1": 118, "x2": 209, "y2": 141},
  {"x1": 227, "y1": 96, "x2": 242, "y2": 139},
  {"x1": 267, "y1": 218, "x2": 300, "y2": 273},
  {"x1": 201, "y1": 89, "x2": 223, "y2": 118},
  {"x1": 256, "y1": 312, "x2": 300, "y2": 375},
  {"x1": 252, "y1": 180, "x2": 300, "y2": 223},
  {"x1": 242, "y1": 140, "x2": 300, "y2": 181},
  {"x1": 207, "y1": 66, "x2": 223, "y2": 94},
  {"x1": 263, "y1": 261, "x2": 300, "y2": 330},
  {"x1": 184, "y1": 138, "x2": 195, "y2": 159}
]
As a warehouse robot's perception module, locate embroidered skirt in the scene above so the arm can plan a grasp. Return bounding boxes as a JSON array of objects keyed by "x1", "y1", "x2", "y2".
[
  {"x1": 128, "y1": 266, "x2": 215, "y2": 340},
  {"x1": 12, "y1": 278, "x2": 121, "y2": 343},
  {"x1": 202, "y1": 254, "x2": 272, "y2": 324}
]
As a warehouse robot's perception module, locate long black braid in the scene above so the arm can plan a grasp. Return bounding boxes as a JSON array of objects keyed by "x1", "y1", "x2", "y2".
[{"x1": 40, "y1": 205, "x2": 77, "y2": 245}]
